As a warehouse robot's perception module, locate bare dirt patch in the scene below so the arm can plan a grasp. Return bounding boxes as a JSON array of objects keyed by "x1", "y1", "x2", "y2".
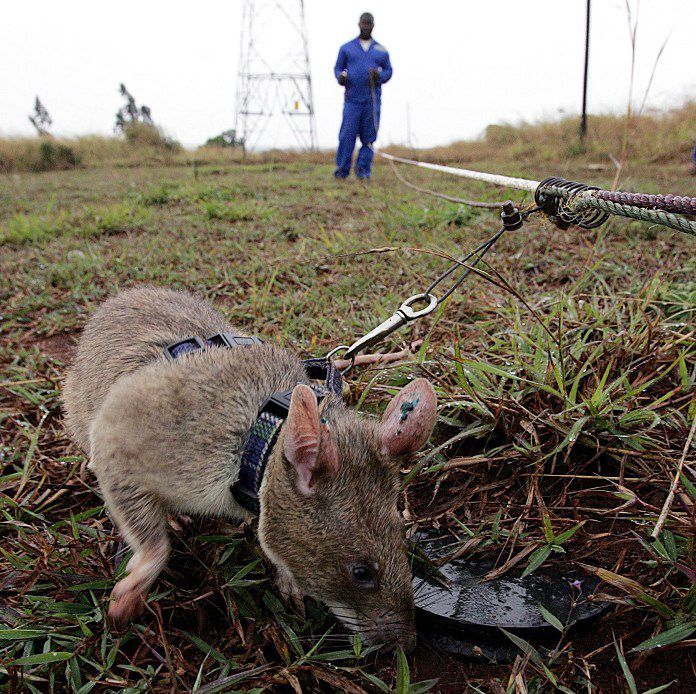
[{"x1": 33, "y1": 330, "x2": 78, "y2": 364}]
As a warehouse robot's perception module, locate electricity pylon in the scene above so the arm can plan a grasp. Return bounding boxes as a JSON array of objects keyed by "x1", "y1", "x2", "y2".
[{"x1": 234, "y1": 0, "x2": 318, "y2": 152}]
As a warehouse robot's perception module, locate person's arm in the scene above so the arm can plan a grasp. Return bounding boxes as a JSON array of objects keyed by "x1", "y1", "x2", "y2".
[
  {"x1": 379, "y1": 51, "x2": 393, "y2": 84},
  {"x1": 334, "y1": 46, "x2": 348, "y2": 84}
]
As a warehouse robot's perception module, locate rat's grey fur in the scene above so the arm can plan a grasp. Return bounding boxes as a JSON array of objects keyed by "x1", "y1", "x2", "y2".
[{"x1": 63, "y1": 287, "x2": 423, "y2": 649}]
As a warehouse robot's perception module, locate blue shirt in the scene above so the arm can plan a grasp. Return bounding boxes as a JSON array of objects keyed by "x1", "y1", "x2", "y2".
[{"x1": 334, "y1": 37, "x2": 393, "y2": 104}]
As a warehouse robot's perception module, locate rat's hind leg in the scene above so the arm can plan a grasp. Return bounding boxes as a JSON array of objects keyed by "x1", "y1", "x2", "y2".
[{"x1": 101, "y1": 480, "x2": 170, "y2": 625}]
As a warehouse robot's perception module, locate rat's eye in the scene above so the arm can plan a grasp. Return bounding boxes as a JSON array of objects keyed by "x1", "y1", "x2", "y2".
[
  {"x1": 353, "y1": 566, "x2": 373, "y2": 582},
  {"x1": 349, "y1": 562, "x2": 378, "y2": 589}
]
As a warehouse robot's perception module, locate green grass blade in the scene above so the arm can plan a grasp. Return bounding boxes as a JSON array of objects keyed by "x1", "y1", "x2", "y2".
[{"x1": 630, "y1": 622, "x2": 696, "y2": 653}]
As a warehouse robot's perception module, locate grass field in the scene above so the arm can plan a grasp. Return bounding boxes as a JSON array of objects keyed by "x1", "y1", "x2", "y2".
[{"x1": 1, "y1": 150, "x2": 695, "y2": 692}]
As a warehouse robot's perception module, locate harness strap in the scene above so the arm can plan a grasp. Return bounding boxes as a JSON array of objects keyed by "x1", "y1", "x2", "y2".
[
  {"x1": 232, "y1": 409, "x2": 285, "y2": 513},
  {"x1": 163, "y1": 333, "x2": 343, "y2": 514},
  {"x1": 165, "y1": 332, "x2": 264, "y2": 360}
]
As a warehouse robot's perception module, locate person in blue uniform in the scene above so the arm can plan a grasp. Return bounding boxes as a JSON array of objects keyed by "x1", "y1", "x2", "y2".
[{"x1": 333, "y1": 12, "x2": 392, "y2": 179}]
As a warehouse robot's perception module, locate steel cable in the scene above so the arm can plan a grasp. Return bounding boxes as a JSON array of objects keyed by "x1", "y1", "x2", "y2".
[
  {"x1": 366, "y1": 76, "x2": 694, "y2": 235},
  {"x1": 386, "y1": 156, "x2": 507, "y2": 209}
]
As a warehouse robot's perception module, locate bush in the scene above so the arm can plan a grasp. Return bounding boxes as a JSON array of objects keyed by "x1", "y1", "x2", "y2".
[
  {"x1": 122, "y1": 122, "x2": 180, "y2": 151},
  {"x1": 0, "y1": 138, "x2": 81, "y2": 173},
  {"x1": 204, "y1": 129, "x2": 244, "y2": 148},
  {"x1": 484, "y1": 123, "x2": 518, "y2": 146},
  {"x1": 35, "y1": 141, "x2": 81, "y2": 171}
]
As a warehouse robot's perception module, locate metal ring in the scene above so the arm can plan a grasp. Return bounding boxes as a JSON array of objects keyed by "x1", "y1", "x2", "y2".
[
  {"x1": 325, "y1": 344, "x2": 350, "y2": 360},
  {"x1": 399, "y1": 292, "x2": 439, "y2": 320},
  {"x1": 325, "y1": 345, "x2": 356, "y2": 374},
  {"x1": 339, "y1": 358, "x2": 355, "y2": 374}
]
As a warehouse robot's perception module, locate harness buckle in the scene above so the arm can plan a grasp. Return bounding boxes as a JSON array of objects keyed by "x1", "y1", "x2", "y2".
[
  {"x1": 164, "y1": 336, "x2": 207, "y2": 361},
  {"x1": 262, "y1": 384, "x2": 329, "y2": 420},
  {"x1": 208, "y1": 333, "x2": 264, "y2": 349},
  {"x1": 263, "y1": 389, "x2": 294, "y2": 419}
]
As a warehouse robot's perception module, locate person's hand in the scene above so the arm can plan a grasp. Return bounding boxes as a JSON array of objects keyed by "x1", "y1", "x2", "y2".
[
  {"x1": 369, "y1": 68, "x2": 380, "y2": 87},
  {"x1": 338, "y1": 70, "x2": 347, "y2": 86}
]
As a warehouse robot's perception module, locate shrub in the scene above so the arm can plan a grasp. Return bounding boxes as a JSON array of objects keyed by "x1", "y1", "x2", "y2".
[
  {"x1": 122, "y1": 122, "x2": 180, "y2": 151},
  {"x1": 34, "y1": 141, "x2": 81, "y2": 171},
  {"x1": 204, "y1": 129, "x2": 244, "y2": 148},
  {"x1": 0, "y1": 139, "x2": 80, "y2": 173}
]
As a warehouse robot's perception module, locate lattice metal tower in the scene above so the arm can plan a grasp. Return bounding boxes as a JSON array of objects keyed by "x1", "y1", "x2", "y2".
[{"x1": 234, "y1": 0, "x2": 317, "y2": 152}]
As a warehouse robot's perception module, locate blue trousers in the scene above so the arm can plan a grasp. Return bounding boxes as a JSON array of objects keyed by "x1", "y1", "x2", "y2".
[{"x1": 335, "y1": 99, "x2": 381, "y2": 179}]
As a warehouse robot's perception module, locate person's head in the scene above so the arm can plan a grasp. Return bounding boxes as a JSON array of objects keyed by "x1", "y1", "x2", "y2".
[{"x1": 358, "y1": 12, "x2": 374, "y2": 40}]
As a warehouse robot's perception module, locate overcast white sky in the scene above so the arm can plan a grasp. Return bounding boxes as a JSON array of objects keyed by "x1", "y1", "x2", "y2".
[{"x1": 1, "y1": 1, "x2": 694, "y2": 150}]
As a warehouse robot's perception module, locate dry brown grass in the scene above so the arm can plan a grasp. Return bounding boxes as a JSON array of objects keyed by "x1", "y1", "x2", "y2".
[
  {"x1": 1, "y1": 101, "x2": 693, "y2": 174},
  {"x1": 0, "y1": 134, "x2": 334, "y2": 174},
  {"x1": 387, "y1": 100, "x2": 696, "y2": 165},
  {"x1": 0, "y1": 124, "x2": 182, "y2": 173}
]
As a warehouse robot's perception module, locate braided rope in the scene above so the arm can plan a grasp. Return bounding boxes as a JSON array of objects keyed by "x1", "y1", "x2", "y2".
[
  {"x1": 540, "y1": 183, "x2": 696, "y2": 236},
  {"x1": 591, "y1": 190, "x2": 696, "y2": 217},
  {"x1": 376, "y1": 151, "x2": 540, "y2": 192},
  {"x1": 579, "y1": 196, "x2": 696, "y2": 236}
]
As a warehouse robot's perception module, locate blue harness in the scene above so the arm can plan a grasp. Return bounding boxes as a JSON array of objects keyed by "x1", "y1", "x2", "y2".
[{"x1": 164, "y1": 334, "x2": 343, "y2": 514}]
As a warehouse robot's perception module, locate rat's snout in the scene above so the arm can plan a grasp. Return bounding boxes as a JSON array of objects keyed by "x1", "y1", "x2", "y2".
[
  {"x1": 390, "y1": 608, "x2": 417, "y2": 653},
  {"x1": 332, "y1": 603, "x2": 416, "y2": 654},
  {"x1": 380, "y1": 622, "x2": 417, "y2": 654},
  {"x1": 358, "y1": 615, "x2": 416, "y2": 654}
]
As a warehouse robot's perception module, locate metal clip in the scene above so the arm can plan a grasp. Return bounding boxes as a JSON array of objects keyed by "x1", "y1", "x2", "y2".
[{"x1": 341, "y1": 293, "x2": 438, "y2": 362}]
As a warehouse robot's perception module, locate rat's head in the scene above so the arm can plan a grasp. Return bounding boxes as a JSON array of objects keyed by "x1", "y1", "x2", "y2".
[{"x1": 258, "y1": 378, "x2": 437, "y2": 653}]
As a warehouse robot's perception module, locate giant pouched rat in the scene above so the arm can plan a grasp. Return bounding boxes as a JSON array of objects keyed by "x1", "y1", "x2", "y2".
[{"x1": 62, "y1": 287, "x2": 437, "y2": 651}]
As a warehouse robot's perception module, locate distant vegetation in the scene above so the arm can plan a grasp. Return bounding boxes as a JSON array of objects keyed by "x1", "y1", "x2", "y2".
[
  {"x1": 391, "y1": 101, "x2": 696, "y2": 166},
  {"x1": 205, "y1": 128, "x2": 245, "y2": 148},
  {"x1": 0, "y1": 101, "x2": 693, "y2": 173},
  {"x1": 28, "y1": 96, "x2": 53, "y2": 136},
  {"x1": 114, "y1": 83, "x2": 154, "y2": 133},
  {"x1": 0, "y1": 123, "x2": 181, "y2": 173},
  {"x1": 121, "y1": 121, "x2": 180, "y2": 151},
  {"x1": 0, "y1": 83, "x2": 181, "y2": 173}
]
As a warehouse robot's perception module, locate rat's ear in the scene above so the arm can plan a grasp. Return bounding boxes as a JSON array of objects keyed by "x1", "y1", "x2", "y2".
[
  {"x1": 380, "y1": 378, "x2": 437, "y2": 458},
  {"x1": 283, "y1": 384, "x2": 339, "y2": 496}
]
